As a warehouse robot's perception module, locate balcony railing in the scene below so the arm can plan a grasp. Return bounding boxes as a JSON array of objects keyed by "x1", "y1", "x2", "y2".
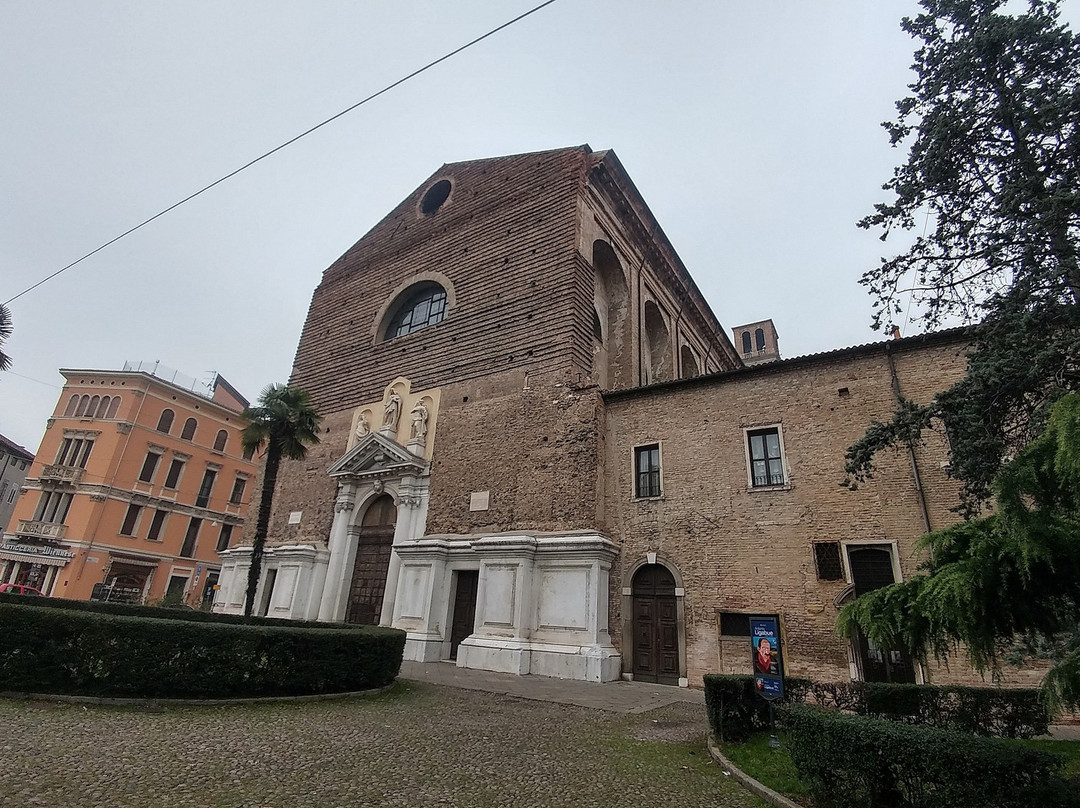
[
  {"x1": 39, "y1": 464, "x2": 84, "y2": 484},
  {"x1": 16, "y1": 521, "x2": 67, "y2": 540}
]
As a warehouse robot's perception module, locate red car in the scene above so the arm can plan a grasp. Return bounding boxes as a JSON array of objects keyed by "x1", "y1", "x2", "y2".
[{"x1": 0, "y1": 583, "x2": 43, "y2": 596}]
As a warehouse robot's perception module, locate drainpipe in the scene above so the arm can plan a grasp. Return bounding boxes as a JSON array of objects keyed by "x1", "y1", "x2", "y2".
[{"x1": 884, "y1": 341, "x2": 933, "y2": 535}]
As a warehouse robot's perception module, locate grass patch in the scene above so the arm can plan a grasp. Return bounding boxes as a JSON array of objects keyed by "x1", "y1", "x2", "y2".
[
  {"x1": 719, "y1": 731, "x2": 811, "y2": 802},
  {"x1": 1013, "y1": 738, "x2": 1080, "y2": 779}
]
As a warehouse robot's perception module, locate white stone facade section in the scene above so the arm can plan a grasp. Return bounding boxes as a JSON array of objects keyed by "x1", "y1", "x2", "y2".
[
  {"x1": 393, "y1": 531, "x2": 622, "y2": 683},
  {"x1": 215, "y1": 543, "x2": 329, "y2": 619}
]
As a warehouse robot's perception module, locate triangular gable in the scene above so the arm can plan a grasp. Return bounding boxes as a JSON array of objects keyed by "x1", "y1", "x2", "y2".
[{"x1": 327, "y1": 431, "x2": 428, "y2": 479}]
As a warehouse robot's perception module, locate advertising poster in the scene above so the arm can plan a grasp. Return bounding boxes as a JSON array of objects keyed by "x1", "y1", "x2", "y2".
[{"x1": 750, "y1": 615, "x2": 784, "y2": 700}]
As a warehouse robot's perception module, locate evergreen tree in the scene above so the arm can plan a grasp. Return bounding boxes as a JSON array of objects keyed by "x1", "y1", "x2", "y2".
[
  {"x1": 843, "y1": 0, "x2": 1080, "y2": 705},
  {"x1": 840, "y1": 393, "x2": 1080, "y2": 708},
  {"x1": 848, "y1": 0, "x2": 1080, "y2": 512}
]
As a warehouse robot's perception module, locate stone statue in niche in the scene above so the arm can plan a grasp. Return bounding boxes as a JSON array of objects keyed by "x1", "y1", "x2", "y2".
[
  {"x1": 410, "y1": 399, "x2": 429, "y2": 441},
  {"x1": 354, "y1": 411, "x2": 370, "y2": 440},
  {"x1": 383, "y1": 390, "x2": 402, "y2": 430}
]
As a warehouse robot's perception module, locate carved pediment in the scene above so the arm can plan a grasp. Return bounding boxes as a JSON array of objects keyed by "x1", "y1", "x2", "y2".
[{"x1": 327, "y1": 431, "x2": 428, "y2": 480}]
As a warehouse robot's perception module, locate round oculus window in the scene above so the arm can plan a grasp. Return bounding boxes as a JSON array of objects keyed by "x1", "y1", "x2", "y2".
[{"x1": 420, "y1": 179, "x2": 452, "y2": 215}]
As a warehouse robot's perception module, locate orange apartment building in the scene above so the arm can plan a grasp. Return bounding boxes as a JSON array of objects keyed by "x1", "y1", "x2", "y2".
[{"x1": 1, "y1": 363, "x2": 257, "y2": 607}]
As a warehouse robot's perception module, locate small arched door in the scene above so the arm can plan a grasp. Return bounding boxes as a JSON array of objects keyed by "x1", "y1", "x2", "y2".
[
  {"x1": 632, "y1": 564, "x2": 680, "y2": 685},
  {"x1": 346, "y1": 494, "x2": 397, "y2": 625}
]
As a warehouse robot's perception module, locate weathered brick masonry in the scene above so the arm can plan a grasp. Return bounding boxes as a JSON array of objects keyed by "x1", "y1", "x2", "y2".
[
  {"x1": 603, "y1": 333, "x2": 970, "y2": 685},
  {"x1": 221, "y1": 145, "x2": 1033, "y2": 689}
]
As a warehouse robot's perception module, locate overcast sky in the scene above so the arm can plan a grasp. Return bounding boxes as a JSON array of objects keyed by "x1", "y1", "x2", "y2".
[{"x1": 4, "y1": 1, "x2": 1075, "y2": 452}]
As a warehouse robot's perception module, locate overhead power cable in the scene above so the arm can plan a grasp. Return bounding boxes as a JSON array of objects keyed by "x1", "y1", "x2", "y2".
[{"x1": 5, "y1": 0, "x2": 559, "y2": 306}]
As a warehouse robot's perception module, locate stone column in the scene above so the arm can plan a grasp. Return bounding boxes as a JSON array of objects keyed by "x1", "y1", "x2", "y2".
[{"x1": 316, "y1": 481, "x2": 357, "y2": 622}]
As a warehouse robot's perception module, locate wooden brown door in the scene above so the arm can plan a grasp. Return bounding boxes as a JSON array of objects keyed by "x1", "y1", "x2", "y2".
[
  {"x1": 632, "y1": 564, "x2": 680, "y2": 685},
  {"x1": 345, "y1": 495, "x2": 396, "y2": 625},
  {"x1": 449, "y1": 570, "x2": 479, "y2": 660},
  {"x1": 849, "y1": 546, "x2": 916, "y2": 683}
]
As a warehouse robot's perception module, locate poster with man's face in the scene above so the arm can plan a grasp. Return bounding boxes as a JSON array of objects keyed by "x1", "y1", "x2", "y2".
[{"x1": 751, "y1": 616, "x2": 783, "y2": 700}]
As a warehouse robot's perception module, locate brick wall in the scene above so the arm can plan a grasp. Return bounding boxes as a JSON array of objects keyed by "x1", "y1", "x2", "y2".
[
  {"x1": 603, "y1": 334, "x2": 974, "y2": 685},
  {"x1": 289, "y1": 147, "x2": 592, "y2": 416}
]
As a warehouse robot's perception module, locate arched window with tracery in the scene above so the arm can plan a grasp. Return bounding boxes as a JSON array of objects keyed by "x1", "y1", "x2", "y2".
[{"x1": 384, "y1": 283, "x2": 448, "y2": 340}]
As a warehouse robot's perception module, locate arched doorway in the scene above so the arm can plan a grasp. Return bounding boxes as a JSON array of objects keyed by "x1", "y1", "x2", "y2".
[
  {"x1": 345, "y1": 494, "x2": 396, "y2": 624},
  {"x1": 848, "y1": 545, "x2": 916, "y2": 683},
  {"x1": 631, "y1": 564, "x2": 680, "y2": 684}
]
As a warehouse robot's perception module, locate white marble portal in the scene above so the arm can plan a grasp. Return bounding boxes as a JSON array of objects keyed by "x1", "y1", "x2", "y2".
[{"x1": 393, "y1": 531, "x2": 622, "y2": 682}]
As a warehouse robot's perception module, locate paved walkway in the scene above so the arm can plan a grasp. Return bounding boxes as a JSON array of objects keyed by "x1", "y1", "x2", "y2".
[
  {"x1": 399, "y1": 660, "x2": 704, "y2": 714},
  {"x1": 2, "y1": 669, "x2": 749, "y2": 808},
  {"x1": 400, "y1": 661, "x2": 1080, "y2": 740}
]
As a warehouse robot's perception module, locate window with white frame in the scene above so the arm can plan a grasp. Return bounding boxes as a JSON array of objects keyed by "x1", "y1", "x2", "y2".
[
  {"x1": 55, "y1": 436, "x2": 94, "y2": 468},
  {"x1": 119, "y1": 503, "x2": 142, "y2": 536},
  {"x1": 138, "y1": 449, "x2": 163, "y2": 484},
  {"x1": 746, "y1": 426, "x2": 786, "y2": 488},
  {"x1": 634, "y1": 443, "x2": 662, "y2": 499},
  {"x1": 216, "y1": 522, "x2": 233, "y2": 552},
  {"x1": 229, "y1": 475, "x2": 247, "y2": 505},
  {"x1": 33, "y1": 491, "x2": 72, "y2": 524},
  {"x1": 146, "y1": 509, "x2": 168, "y2": 542},
  {"x1": 163, "y1": 457, "x2": 185, "y2": 490}
]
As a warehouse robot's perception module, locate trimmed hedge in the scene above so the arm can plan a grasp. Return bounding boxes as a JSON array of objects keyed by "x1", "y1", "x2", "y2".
[
  {"x1": 703, "y1": 674, "x2": 812, "y2": 742},
  {"x1": 807, "y1": 680, "x2": 1049, "y2": 739},
  {"x1": 0, "y1": 601, "x2": 405, "y2": 698},
  {"x1": 706, "y1": 675, "x2": 1050, "y2": 741},
  {"x1": 783, "y1": 704, "x2": 1075, "y2": 808},
  {"x1": 0, "y1": 591, "x2": 348, "y2": 628}
]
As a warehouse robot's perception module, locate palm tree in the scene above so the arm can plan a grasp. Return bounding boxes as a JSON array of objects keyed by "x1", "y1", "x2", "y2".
[
  {"x1": 241, "y1": 383, "x2": 321, "y2": 616},
  {"x1": 0, "y1": 303, "x2": 13, "y2": 371}
]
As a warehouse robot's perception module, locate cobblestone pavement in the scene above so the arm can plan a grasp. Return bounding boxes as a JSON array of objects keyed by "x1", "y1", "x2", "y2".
[{"x1": 1, "y1": 681, "x2": 761, "y2": 808}]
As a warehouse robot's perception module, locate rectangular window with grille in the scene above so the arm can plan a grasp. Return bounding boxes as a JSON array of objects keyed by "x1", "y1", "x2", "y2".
[
  {"x1": 747, "y1": 427, "x2": 785, "y2": 487},
  {"x1": 813, "y1": 542, "x2": 844, "y2": 580},
  {"x1": 634, "y1": 444, "x2": 661, "y2": 498}
]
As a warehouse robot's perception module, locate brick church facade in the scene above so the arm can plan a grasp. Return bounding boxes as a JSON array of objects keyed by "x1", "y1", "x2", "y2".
[{"x1": 215, "y1": 146, "x2": 1013, "y2": 688}]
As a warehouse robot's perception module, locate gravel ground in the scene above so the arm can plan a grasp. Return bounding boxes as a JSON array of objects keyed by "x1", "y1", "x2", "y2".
[{"x1": 1, "y1": 681, "x2": 761, "y2": 808}]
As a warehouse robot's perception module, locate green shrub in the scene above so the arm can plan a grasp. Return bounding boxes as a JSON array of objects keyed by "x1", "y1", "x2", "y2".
[
  {"x1": 0, "y1": 591, "x2": 349, "y2": 628},
  {"x1": 703, "y1": 674, "x2": 811, "y2": 742},
  {"x1": 860, "y1": 682, "x2": 1049, "y2": 739},
  {"x1": 0, "y1": 601, "x2": 405, "y2": 698},
  {"x1": 783, "y1": 704, "x2": 1074, "y2": 808},
  {"x1": 806, "y1": 679, "x2": 1049, "y2": 739}
]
